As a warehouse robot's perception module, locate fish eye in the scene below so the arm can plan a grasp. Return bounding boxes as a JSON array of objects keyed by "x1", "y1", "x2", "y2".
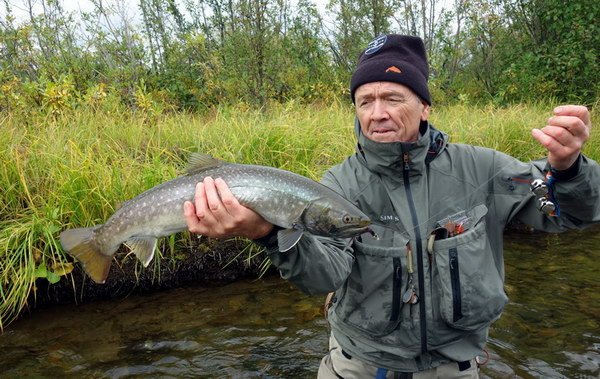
[{"x1": 342, "y1": 215, "x2": 352, "y2": 224}]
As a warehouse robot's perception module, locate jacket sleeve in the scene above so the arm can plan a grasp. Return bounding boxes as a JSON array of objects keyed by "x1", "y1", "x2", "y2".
[
  {"x1": 254, "y1": 171, "x2": 355, "y2": 295},
  {"x1": 493, "y1": 151, "x2": 600, "y2": 231}
]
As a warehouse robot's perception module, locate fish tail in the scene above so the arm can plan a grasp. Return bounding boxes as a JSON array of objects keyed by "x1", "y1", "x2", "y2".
[{"x1": 59, "y1": 226, "x2": 113, "y2": 284}]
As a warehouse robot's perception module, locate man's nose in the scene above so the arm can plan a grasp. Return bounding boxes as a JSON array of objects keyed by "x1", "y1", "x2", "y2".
[{"x1": 371, "y1": 100, "x2": 389, "y2": 120}]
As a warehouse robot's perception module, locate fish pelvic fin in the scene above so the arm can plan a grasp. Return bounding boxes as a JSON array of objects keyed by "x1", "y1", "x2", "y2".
[
  {"x1": 186, "y1": 153, "x2": 225, "y2": 175},
  {"x1": 59, "y1": 226, "x2": 112, "y2": 284},
  {"x1": 124, "y1": 237, "x2": 158, "y2": 267},
  {"x1": 277, "y1": 228, "x2": 304, "y2": 252}
]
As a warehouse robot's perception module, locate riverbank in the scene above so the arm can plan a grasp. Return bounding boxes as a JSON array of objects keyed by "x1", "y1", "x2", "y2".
[
  {"x1": 29, "y1": 237, "x2": 270, "y2": 310},
  {"x1": 2, "y1": 101, "x2": 598, "y2": 328}
]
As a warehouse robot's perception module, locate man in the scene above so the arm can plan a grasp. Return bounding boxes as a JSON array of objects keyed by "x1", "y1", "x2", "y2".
[{"x1": 183, "y1": 34, "x2": 599, "y2": 378}]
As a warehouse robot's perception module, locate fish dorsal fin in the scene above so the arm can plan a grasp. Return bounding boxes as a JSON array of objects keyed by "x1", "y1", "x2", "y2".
[
  {"x1": 125, "y1": 237, "x2": 158, "y2": 267},
  {"x1": 186, "y1": 153, "x2": 225, "y2": 175},
  {"x1": 277, "y1": 228, "x2": 304, "y2": 252}
]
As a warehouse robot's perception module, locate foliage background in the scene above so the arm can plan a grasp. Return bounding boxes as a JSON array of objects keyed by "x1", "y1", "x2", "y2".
[{"x1": 0, "y1": 0, "x2": 598, "y2": 112}]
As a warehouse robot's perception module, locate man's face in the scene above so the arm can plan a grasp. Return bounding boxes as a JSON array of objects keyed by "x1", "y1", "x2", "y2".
[{"x1": 354, "y1": 82, "x2": 430, "y2": 143}]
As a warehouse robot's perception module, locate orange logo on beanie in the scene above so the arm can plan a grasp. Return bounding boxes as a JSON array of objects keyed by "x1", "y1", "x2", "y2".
[{"x1": 385, "y1": 66, "x2": 402, "y2": 74}]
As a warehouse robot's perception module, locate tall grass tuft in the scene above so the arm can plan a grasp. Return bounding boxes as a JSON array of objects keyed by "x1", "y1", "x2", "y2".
[{"x1": 1, "y1": 101, "x2": 598, "y2": 328}]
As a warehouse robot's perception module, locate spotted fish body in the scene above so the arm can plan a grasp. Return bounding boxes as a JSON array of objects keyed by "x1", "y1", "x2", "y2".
[{"x1": 60, "y1": 154, "x2": 372, "y2": 283}]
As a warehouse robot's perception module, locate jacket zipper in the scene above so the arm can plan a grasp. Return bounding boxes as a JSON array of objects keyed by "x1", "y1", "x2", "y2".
[
  {"x1": 449, "y1": 248, "x2": 463, "y2": 322},
  {"x1": 402, "y1": 152, "x2": 428, "y2": 354},
  {"x1": 390, "y1": 257, "x2": 402, "y2": 322}
]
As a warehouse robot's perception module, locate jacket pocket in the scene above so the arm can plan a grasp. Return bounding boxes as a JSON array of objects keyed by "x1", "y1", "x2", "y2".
[
  {"x1": 333, "y1": 230, "x2": 409, "y2": 337},
  {"x1": 431, "y1": 204, "x2": 508, "y2": 331}
]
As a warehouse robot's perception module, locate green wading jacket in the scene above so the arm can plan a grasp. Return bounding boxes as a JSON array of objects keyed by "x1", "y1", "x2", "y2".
[{"x1": 260, "y1": 121, "x2": 600, "y2": 372}]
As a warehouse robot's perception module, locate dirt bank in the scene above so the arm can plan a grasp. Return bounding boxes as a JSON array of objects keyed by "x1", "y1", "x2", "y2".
[{"x1": 29, "y1": 237, "x2": 272, "y2": 312}]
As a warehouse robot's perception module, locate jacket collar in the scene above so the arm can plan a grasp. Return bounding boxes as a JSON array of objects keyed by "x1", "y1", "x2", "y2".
[{"x1": 355, "y1": 119, "x2": 447, "y2": 178}]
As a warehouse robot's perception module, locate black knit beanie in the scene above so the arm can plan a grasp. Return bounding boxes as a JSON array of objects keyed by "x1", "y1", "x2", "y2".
[{"x1": 350, "y1": 34, "x2": 431, "y2": 105}]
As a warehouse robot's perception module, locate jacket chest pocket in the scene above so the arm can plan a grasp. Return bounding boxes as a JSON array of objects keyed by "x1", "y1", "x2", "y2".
[
  {"x1": 334, "y1": 230, "x2": 410, "y2": 337},
  {"x1": 431, "y1": 204, "x2": 508, "y2": 331}
]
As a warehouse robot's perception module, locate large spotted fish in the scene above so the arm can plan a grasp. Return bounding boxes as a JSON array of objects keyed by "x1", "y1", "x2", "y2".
[{"x1": 60, "y1": 154, "x2": 372, "y2": 283}]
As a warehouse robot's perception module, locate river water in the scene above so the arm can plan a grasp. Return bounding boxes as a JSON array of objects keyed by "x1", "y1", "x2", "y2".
[{"x1": 1, "y1": 228, "x2": 599, "y2": 378}]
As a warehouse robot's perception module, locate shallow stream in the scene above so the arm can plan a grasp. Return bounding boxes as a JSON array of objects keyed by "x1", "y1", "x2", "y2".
[{"x1": 1, "y1": 227, "x2": 599, "y2": 378}]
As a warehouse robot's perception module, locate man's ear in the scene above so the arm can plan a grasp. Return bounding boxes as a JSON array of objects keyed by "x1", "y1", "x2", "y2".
[
  {"x1": 421, "y1": 102, "x2": 430, "y2": 121},
  {"x1": 354, "y1": 116, "x2": 362, "y2": 135}
]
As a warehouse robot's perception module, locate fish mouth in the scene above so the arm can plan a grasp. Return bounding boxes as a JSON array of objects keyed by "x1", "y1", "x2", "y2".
[
  {"x1": 335, "y1": 220, "x2": 373, "y2": 238},
  {"x1": 354, "y1": 225, "x2": 379, "y2": 240},
  {"x1": 363, "y1": 226, "x2": 378, "y2": 239}
]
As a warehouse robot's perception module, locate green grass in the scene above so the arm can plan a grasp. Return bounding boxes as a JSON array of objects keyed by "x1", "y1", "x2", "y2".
[
  {"x1": 437, "y1": 102, "x2": 600, "y2": 161},
  {"x1": 1, "y1": 100, "x2": 598, "y2": 329}
]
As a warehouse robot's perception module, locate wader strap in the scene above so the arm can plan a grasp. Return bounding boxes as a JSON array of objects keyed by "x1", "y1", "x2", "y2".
[{"x1": 324, "y1": 292, "x2": 335, "y2": 319}]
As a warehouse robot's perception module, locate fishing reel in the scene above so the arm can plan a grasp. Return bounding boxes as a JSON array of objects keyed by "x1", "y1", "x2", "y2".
[
  {"x1": 530, "y1": 179, "x2": 548, "y2": 197},
  {"x1": 530, "y1": 178, "x2": 558, "y2": 216}
]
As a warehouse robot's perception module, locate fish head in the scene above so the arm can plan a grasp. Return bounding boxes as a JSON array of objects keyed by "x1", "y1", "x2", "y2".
[{"x1": 302, "y1": 197, "x2": 372, "y2": 238}]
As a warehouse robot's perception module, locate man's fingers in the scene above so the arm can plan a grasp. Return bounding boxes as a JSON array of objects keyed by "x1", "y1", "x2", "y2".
[
  {"x1": 532, "y1": 127, "x2": 581, "y2": 170},
  {"x1": 532, "y1": 128, "x2": 555, "y2": 149},
  {"x1": 540, "y1": 125, "x2": 581, "y2": 148},
  {"x1": 193, "y1": 182, "x2": 207, "y2": 219},
  {"x1": 547, "y1": 115, "x2": 578, "y2": 131},
  {"x1": 534, "y1": 126, "x2": 582, "y2": 152},
  {"x1": 214, "y1": 177, "x2": 240, "y2": 209},
  {"x1": 553, "y1": 105, "x2": 591, "y2": 127},
  {"x1": 547, "y1": 115, "x2": 589, "y2": 139},
  {"x1": 184, "y1": 177, "x2": 274, "y2": 240},
  {"x1": 184, "y1": 200, "x2": 207, "y2": 234},
  {"x1": 183, "y1": 201, "x2": 196, "y2": 222},
  {"x1": 203, "y1": 177, "x2": 229, "y2": 215},
  {"x1": 190, "y1": 179, "x2": 221, "y2": 233},
  {"x1": 532, "y1": 128, "x2": 569, "y2": 156}
]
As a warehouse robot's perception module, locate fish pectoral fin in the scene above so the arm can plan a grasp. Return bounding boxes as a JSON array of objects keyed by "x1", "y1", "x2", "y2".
[
  {"x1": 277, "y1": 228, "x2": 304, "y2": 252},
  {"x1": 125, "y1": 237, "x2": 158, "y2": 267}
]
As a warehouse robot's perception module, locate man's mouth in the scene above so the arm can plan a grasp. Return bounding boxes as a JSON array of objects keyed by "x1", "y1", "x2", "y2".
[{"x1": 372, "y1": 128, "x2": 395, "y2": 135}]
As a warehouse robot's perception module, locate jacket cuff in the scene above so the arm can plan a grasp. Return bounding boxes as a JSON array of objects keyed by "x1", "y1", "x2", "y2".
[{"x1": 549, "y1": 154, "x2": 582, "y2": 181}]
